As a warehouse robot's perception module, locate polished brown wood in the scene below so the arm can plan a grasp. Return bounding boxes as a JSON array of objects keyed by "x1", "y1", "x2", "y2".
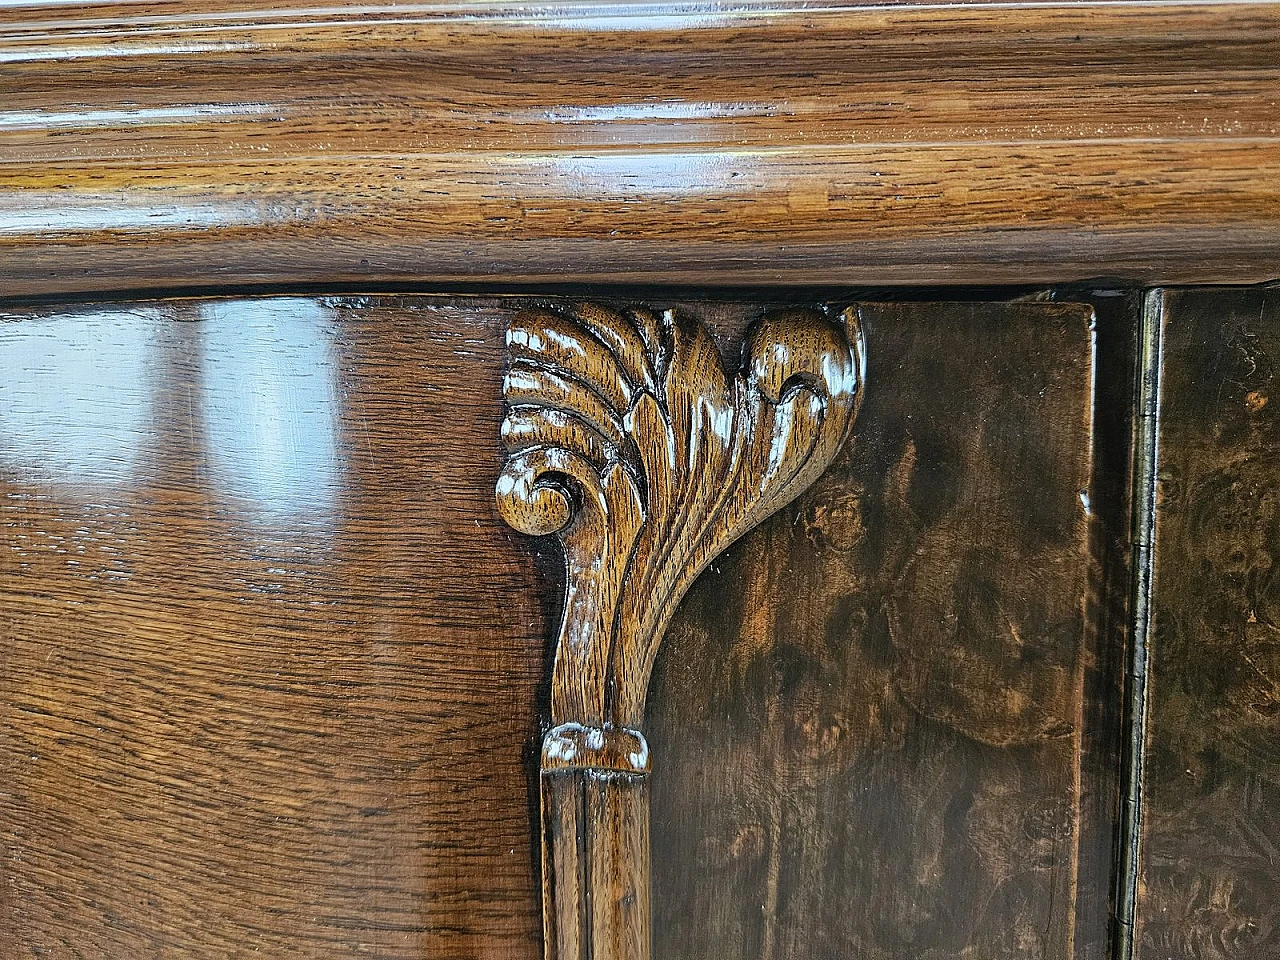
[
  {"x1": 495, "y1": 301, "x2": 864, "y2": 960},
  {"x1": 2, "y1": 291, "x2": 1142, "y2": 959},
  {"x1": 0, "y1": 297, "x2": 560, "y2": 958},
  {"x1": 1133, "y1": 289, "x2": 1280, "y2": 960},
  {"x1": 647, "y1": 300, "x2": 1130, "y2": 960},
  {"x1": 2, "y1": 2, "x2": 1279, "y2": 295}
]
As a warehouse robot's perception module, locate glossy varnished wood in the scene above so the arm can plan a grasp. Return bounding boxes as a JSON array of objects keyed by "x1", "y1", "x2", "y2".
[
  {"x1": 1, "y1": 2, "x2": 1280, "y2": 294},
  {"x1": 1134, "y1": 289, "x2": 1280, "y2": 959},
  {"x1": 0, "y1": 297, "x2": 557, "y2": 957},
  {"x1": 0, "y1": 292, "x2": 1139, "y2": 960},
  {"x1": 647, "y1": 300, "x2": 1130, "y2": 960}
]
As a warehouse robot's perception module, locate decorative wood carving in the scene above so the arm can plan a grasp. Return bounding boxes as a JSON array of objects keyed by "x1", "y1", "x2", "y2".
[{"x1": 495, "y1": 302, "x2": 865, "y2": 960}]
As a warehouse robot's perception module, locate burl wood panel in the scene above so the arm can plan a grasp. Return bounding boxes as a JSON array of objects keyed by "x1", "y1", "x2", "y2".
[
  {"x1": 1134, "y1": 289, "x2": 1280, "y2": 960},
  {"x1": 2, "y1": 1, "x2": 1280, "y2": 295},
  {"x1": 0, "y1": 297, "x2": 555, "y2": 958},
  {"x1": 648, "y1": 301, "x2": 1129, "y2": 960}
]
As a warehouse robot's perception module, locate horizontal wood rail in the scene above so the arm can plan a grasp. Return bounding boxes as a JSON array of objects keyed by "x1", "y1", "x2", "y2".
[{"x1": 2, "y1": 0, "x2": 1279, "y2": 294}]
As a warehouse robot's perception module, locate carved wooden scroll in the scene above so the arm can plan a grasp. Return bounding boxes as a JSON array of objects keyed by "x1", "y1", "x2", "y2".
[{"x1": 495, "y1": 302, "x2": 865, "y2": 960}]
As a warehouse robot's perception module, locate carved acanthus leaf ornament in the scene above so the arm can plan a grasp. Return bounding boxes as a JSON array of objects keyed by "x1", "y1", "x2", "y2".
[{"x1": 496, "y1": 302, "x2": 865, "y2": 732}]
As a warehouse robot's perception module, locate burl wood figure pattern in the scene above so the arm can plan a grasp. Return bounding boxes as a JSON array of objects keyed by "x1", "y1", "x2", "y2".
[
  {"x1": 1134, "y1": 289, "x2": 1280, "y2": 959},
  {"x1": 647, "y1": 302, "x2": 1122, "y2": 960},
  {"x1": 495, "y1": 303, "x2": 865, "y2": 960}
]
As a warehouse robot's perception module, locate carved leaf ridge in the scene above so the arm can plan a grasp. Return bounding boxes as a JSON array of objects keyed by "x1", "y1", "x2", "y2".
[{"x1": 496, "y1": 303, "x2": 864, "y2": 728}]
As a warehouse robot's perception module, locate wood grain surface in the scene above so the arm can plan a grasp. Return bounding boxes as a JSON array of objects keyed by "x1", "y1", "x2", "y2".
[
  {"x1": 1134, "y1": 289, "x2": 1280, "y2": 960},
  {"x1": 647, "y1": 300, "x2": 1131, "y2": 960},
  {"x1": 0, "y1": 297, "x2": 554, "y2": 958},
  {"x1": 2, "y1": 1, "x2": 1280, "y2": 294},
  {"x1": 0, "y1": 291, "x2": 1141, "y2": 959}
]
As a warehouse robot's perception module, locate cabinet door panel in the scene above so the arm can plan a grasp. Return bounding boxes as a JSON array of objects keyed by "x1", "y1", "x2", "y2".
[
  {"x1": 0, "y1": 297, "x2": 549, "y2": 958},
  {"x1": 649, "y1": 301, "x2": 1128, "y2": 960},
  {"x1": 1135, "y1": 289, "x2": 1280, "y2": 960},
  {"x1": 1, "y1": 294, "x2": 1130, "y2": 959}
]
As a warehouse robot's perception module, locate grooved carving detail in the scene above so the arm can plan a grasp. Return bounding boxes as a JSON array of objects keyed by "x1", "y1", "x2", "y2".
[{"x1": 495, "y1": 302, "x2": 865, "y2": 960}]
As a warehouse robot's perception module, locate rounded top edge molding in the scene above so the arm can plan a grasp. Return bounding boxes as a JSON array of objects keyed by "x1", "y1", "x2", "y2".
[{"x1": 1, "y1": 2, "x2": 1278, "y2": 295}]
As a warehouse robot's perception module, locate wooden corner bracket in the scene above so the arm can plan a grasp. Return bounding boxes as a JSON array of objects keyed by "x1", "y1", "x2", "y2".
[{"x1": 495, "y1": 302, "x2": 865, "y2": 960}]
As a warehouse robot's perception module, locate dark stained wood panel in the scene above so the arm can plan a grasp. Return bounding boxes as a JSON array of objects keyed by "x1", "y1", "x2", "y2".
[
  {"x1": 647, "y1": 301, "x2": 1129, "y2": 960},
  {"x1": 1134, "y1": 289, "x2": 1280, "y2": 960},
  {"x1": 1, "y1": 1, "x2": 1279, "y2": 294},
  {"x1": 0, "y1": 297, "x2": 554, "y2": 958}
]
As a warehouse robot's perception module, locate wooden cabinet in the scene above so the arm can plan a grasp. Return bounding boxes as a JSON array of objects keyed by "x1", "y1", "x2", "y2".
[
  {"x1": 0, "y1": 295, "x2": 1274, "y2": 960},
  {"x1": 2, "y1": 2, "x2": 1279, "y2": 958}
]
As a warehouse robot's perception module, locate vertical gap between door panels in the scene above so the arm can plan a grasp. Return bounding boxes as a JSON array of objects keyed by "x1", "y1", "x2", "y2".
[{"x1": 1112, "y1": 290, "x2": 1164, "y2": 960}]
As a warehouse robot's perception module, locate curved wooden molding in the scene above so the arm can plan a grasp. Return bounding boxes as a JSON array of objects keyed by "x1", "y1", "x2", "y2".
[
  {"x1": 496, "y1": 302, "x2": 864, "y2": 960},
  {"x1": 4, "y1": 1, "x2": 1280, "y2": 295}
]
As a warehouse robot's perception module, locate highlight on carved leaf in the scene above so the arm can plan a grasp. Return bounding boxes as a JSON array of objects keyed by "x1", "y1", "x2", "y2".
[{"x1": 495, "y1": 302, "x2": 864, "y2": 728}]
